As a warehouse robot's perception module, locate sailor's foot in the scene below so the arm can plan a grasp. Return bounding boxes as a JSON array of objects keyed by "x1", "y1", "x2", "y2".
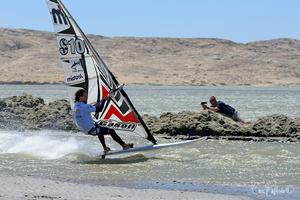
[
  {"x1": 103, "y1": 147, "x2": 111, "y2": 154},
  {"x1": 122, "y1": 143, "x2": 134, "y2": 150}
]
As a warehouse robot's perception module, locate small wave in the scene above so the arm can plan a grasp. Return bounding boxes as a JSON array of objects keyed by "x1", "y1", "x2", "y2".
[{"x1": 0, "y1": 130, "x2": 99, "y2": 160}]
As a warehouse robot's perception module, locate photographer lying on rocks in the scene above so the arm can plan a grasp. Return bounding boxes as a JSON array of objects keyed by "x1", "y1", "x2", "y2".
[{"x1": 201, "y1": 96, "x2": 248, "y2": 124}]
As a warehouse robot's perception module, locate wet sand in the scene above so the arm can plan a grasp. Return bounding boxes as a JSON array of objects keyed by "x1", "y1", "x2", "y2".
[{"x1": 0, "y1": 175, "x2": 254, "y2": 200}]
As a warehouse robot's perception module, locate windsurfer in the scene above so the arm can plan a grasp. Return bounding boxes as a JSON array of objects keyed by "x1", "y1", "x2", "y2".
[
  {"x1": 201, "y1": 96, "x2": 248, "y2": 124},
  {"x1": 72, "y1": 89, "x2": 133, "y2": 153}
]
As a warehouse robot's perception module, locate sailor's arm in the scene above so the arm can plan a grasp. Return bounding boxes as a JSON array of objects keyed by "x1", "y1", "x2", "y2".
[
  {"x1": 94, "y1": 86, "x2": 121, "y2": 113},
  {"x1": 95, "y1": 99, "x2": 106, "y2": 113}
]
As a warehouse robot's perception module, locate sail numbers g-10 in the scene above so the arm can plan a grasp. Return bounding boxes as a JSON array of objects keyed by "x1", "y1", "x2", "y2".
[{"x1": 59, "y1": 38, "x2": 85, "y2": 55}]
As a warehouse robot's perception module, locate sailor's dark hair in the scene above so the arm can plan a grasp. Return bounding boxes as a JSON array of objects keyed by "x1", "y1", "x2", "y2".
[{"x1": 75, "y1": 89, "x2": 87, "y2": 101}]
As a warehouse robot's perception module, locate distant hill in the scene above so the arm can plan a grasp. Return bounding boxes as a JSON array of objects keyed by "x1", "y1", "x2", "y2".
[{"x1": 0, "y1": 28, "x2": 299, "y2": 85}]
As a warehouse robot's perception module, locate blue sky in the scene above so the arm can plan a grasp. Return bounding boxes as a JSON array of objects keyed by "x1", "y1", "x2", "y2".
[{"x1": 0, "y1": 0, "x2": 299, "y2": 42}]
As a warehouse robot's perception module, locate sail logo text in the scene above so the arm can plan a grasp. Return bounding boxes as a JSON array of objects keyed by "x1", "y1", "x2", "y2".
[
  {"x1": 51, "y1": 8, "x2": 68, "y2": 25},
  {"x1": 97, "y1": 120, "x2": 137, "y2": 131},
  {"x1": 67, "y1": 74, "x2": 84, "y2": 82},
  {"x1": 71, "y1": 61, "x2": 83, "y2": 73},
  {"x1": 59, "y1": 38, "x2": 85, "y2": 55}
]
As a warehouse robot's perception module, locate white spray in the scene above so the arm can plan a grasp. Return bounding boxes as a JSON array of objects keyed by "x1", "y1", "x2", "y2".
[{"x1": 0, "y1": 130, "x2": 100, "y2": 160}]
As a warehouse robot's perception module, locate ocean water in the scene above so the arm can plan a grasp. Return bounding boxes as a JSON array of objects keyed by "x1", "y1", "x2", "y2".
[
  {"x1": 0, "y1": 84, "x2": 299, "y2": 199},
  {"x1": 0, "y1": 84, "x2": 299, "y2": 120},
  {"x1": 0, "y1": 130, "x2": 299, "y2": 199}
]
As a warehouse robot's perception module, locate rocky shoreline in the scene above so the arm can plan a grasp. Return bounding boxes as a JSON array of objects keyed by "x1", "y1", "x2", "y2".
[{"x1": 0, "y1": 94, "x2": 299, "y2": 142}]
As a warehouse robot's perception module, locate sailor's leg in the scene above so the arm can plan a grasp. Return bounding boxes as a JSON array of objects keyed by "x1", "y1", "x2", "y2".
[
  {"x1": 97, "y1": 133, "x2": 106, "y2": 148},
  {"x1": 108, "y1": 129, "x2": 126, "y2": 146},
  {"x1": 98, "y1": 127, "x2": 133, "y2": 149},
  {"x1": 108, "y1": 128, "x2": 133, "y2": 149},
  {"x1": 96, "y1": 128, "x2": 110, "y2": 153}
]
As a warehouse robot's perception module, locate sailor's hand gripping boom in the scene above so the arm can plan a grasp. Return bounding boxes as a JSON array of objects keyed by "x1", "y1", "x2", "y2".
[{"x1": 110, "y1": 84, "x2": 125, "y2": 95}]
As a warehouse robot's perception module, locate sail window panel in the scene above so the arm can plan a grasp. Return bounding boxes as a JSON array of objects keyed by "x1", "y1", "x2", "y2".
[
  {"x1": 87, "y1": 79, "x2": 99, "y2": 105},
  {"x1": 132, "y1": 125, "x2": 148, "y2": 138},
  {"x1": 84, "y1": 57, "x2": 99, "y2": 80},
  {"x1": 67, "y1": 86, "x2": 82, "y2": 110}
]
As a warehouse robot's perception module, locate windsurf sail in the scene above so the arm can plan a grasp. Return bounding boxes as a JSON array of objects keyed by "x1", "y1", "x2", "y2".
[{"x1": 46, "y1": 0, "x2": 156, "y2": 144}]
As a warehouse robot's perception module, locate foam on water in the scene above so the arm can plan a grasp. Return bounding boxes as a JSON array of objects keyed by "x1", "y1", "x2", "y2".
[{"x1": 0, "y1": 130, "x2": 99, "y2": 160}]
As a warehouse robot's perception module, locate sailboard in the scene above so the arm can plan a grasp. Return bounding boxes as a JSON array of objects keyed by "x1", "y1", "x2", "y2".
[
  {"x1": 45, "y1": 0, "x2": 156, "y2": 145},
  {"x1": 46, "y1": 0, "x2": 198, "y2": 157},
  {"x1": 100, "y1": 139, "x2": 200, "y2": 157}
]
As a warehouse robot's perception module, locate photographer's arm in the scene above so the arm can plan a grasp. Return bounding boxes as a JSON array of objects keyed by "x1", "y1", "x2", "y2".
[
  {"x1": 201, "y1": 104, "x2": 208, "y2": 110},
  {"x1": 207, "y1": 106, "x2": 219, "y2": 112},
  {"x1": 201, "y1": 104, "x2": 219, "y2": 112}
]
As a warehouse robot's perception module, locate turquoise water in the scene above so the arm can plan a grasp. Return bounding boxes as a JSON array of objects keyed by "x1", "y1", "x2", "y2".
[{"x1": 0, "y1": 84, "x2": 299, "y2": 120}]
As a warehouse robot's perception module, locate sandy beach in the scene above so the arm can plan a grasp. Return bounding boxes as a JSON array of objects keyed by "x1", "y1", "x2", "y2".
[{"x1": 0, "y1": 175, "x2": 254, "y2": 200}]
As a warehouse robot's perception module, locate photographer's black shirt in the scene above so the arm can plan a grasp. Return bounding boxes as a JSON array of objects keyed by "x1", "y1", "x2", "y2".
[{"x1": 217, "y1": 101, "x2": 235, "y2": 117}]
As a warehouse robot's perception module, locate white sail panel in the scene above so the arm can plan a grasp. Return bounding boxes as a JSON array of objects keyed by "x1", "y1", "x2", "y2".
[
  {"x1": 47, "y1": 0, "x2": 70, "y2": 33},
  {"x1": 62, "y1": 58, "x2": 86, "y2": 85}
]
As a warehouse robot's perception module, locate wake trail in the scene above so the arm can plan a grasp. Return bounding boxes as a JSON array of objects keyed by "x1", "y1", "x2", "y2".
[{"x1": 0, "y1": 130, "x2": 100, "y2": 160}]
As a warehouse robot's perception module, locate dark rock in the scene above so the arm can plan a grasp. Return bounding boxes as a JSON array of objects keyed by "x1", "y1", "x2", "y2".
[
  {"x1": 0, "y1": 95, "x2": 299, "y2": 142},
  {"x1": 144, "y1": 111, "x2": 300, "y2": 142},
  {"x1": 0, "y1": 94, "x2": 77, "y2": 131}
]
